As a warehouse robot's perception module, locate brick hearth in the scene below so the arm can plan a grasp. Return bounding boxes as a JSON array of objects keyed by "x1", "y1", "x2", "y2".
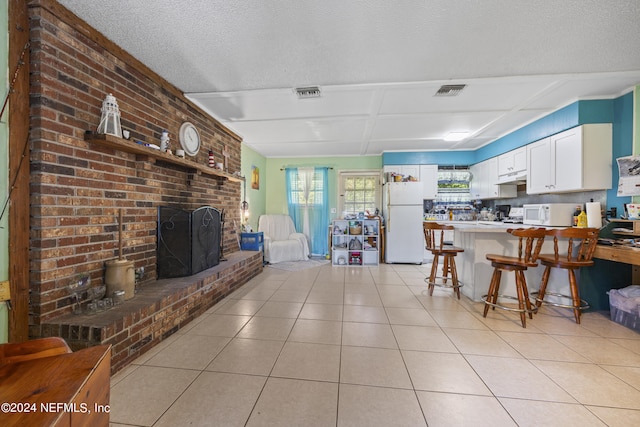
[{"x1": 32, "y1": 251, "x2": 263, "y2": 374}]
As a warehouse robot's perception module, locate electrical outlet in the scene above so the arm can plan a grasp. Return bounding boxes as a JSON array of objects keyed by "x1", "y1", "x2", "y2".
[
  {"x1": 331, "y1": 208, "x2": 336, "y2": 214},
  {"x1": 0, "y1": 280, "x2": 10, "y2": 301}
]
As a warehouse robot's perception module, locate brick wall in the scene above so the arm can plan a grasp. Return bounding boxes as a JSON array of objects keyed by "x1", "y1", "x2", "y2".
[{"x1": 28, "y1": 1, "x2": 245, "y2": 324}]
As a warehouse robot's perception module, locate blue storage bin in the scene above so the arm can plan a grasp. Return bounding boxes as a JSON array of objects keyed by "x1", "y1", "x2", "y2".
[{"x1": 241, "y1": 232, "x2": 264, "y2": 251}]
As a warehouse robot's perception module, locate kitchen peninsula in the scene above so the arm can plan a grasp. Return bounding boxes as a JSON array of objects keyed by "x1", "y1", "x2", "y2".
[{"x1": 432, "y1": 222, "x2": 572, "y2": 303}]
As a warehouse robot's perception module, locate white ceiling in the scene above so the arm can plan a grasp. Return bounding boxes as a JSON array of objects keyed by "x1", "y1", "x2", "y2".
[{"x1": 58, "y1": 0, "x2": 640, "y2": 158}]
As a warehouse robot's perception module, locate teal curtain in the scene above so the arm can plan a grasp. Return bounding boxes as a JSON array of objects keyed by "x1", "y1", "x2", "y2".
[{"x1": 285, "y1": 167, "x2": 329, "y2": 256}]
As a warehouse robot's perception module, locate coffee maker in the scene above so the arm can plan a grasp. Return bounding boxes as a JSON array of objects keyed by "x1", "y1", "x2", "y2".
[{"x1": 495, "y1": 205, "x2": 511, "y2": 221}]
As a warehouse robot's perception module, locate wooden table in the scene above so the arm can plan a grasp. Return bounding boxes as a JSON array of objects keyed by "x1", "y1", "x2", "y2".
[
  {"x1": 0, "y1": 340, "x2": 111, "y2": 427},
  {"x1": 594, "y1": 244, "x2": 640, "y2": 283}
]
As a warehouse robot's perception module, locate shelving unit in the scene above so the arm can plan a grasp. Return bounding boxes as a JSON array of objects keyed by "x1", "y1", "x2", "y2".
[
  {"x1": 85, "y1": 133, "x2": 245, "y2": 183},
  {"x1": 609, "y1": 219, "x2": 640, "y2": 237},
  {"x1": 331, "y1": 219, "x2": 380, "y2": 266}
]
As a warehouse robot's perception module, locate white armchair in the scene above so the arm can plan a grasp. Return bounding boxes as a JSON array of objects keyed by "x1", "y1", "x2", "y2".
[{"x1": 258, "y1": 214, "x2": 310, "y2": 264}]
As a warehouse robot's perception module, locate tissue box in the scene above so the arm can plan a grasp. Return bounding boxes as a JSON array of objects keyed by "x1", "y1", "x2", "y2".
[{"x1": 609, "y1": 286, "x2": 640, "y2": 331}]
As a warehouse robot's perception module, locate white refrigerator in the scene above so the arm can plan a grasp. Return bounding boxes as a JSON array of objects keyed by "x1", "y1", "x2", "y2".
[{"x1": 383, "y1": 181, "x2": 424, "y2": 264}]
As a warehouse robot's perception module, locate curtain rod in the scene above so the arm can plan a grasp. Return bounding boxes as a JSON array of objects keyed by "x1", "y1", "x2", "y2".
[{"x1": 280, "y1": 166, "x2": 334, "y2": 171}]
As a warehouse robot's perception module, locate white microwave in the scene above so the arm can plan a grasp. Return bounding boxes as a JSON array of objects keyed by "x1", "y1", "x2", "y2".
[{"x1": 522, "y1": 203, "x2": 576, "y2": 226}]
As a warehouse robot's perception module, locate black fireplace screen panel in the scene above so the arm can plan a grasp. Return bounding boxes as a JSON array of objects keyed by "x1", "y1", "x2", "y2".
[
  {"x1": 157, "y1": 206, "x2": 221, "y2": 279},
  {"x1": 191, "y1": 206, "x2": 221, "y2": 275}
]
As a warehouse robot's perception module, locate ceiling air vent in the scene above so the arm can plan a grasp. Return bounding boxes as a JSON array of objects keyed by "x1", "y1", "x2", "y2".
[
  {"x1": 434, "y1": 84, "x2": 466, "y2": 97},
  {"x1": 294, "y1": 86, "x2": 322, "y2": 99}
]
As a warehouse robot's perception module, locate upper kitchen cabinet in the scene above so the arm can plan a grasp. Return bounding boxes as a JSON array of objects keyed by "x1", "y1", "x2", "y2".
[
  {"x1": 383, "y1": 165, "x2": 420, "y2": 180},
  {"x1": 470, "y1": 158, "x2": 517, "y2": 200},
  {"x1": 497, "y1": 146, "x2": 526, "y2": 184},
  {"x1": 419, "y1": 165, "x2": 438, "y2": 200},
  {"x1": 526, "y1": 124, "x2": 612, "y2": 195}
]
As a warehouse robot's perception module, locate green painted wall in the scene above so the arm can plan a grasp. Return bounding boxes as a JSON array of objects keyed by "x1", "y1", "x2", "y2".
[
  {"x1": 1, "y1": 0, "x2": 9, "y2": 343},
  {"x1": 264, "y1": 156, "x2": 382, "y2": 222},
  {"x1": 241, "y1": 143, "x2": 267, "y2": 232}
]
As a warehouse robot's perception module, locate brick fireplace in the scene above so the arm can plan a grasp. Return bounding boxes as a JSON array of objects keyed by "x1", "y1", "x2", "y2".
[{"x1": 25, "y1": 0, "x2": 262, "y2": 372}]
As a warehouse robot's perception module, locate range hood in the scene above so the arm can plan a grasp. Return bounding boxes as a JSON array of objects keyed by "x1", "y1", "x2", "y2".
[{"x1": 496, "y1": 171, "x2": 527, "y2": 185}]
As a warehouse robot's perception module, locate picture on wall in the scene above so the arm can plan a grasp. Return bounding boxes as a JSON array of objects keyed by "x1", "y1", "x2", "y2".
[{"x1": 251, "y1": 165, "x2": 260, "y2": 190}]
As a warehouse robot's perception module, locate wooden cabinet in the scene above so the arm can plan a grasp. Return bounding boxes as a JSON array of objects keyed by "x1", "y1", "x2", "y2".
[
  {"x1": 331, "y1": 219, "x2": 380, "y2": 266},
  {"x1": 470, "y1": 158, "x2": 516, "y2": 200},
  {"x1": 526, "y1": 124, "x2": 612, "y2": 194},
  {"x1": 419, "y1": 164, "x2": 438, "y2": 200},
  {"x1": 609, "y1": 219, "x2": 640, "y2": 237},
  {"x1": 0, "y1": 340, "x2": 111, "y2": 427},
  {"x1": 497, "y1": 146, "x2": 526, "y2": 183}
]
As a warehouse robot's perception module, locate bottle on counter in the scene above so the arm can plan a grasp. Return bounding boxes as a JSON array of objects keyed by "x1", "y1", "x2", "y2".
[
  {"x1": 572, "y1": 205, "x2": 582, "y2": 227},
  {"x1": 577, "y1": 205, "x2": 588, "y2": 228}
]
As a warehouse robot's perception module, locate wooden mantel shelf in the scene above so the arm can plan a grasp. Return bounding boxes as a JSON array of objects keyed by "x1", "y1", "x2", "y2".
[{"x1": 85, "y1": 133, "x2": 244, "y2": 183}]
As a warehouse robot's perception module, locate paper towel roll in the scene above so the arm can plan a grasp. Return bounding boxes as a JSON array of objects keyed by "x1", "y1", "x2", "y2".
[{"x1": 586, "y1": 202, "x2": 602, "y2": 228}]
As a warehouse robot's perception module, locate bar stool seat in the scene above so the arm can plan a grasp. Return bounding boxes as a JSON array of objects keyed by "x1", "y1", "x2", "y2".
[
  {"x1": 483, "y1": 227, "x2": 546, "y2": 328},
  {"x1": 423, "y1": 222, "x2": 464, "y2": 299},
  {"x1": 533, "y1": 227, "x2": 599, "y2": 324}
]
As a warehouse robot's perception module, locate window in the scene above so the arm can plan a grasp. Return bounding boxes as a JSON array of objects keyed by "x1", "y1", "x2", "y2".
[
  {"x1": 288, "y1": 169, "x2": 325, "y2": 206},
  {"x1": 339, "y1": 171, "x2": 381, "y2": 215}
]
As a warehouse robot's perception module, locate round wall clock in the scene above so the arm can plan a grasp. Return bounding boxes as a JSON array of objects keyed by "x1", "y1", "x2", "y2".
[{"x1": 178, "y1": 122, "x2": 201, "y2": 156}]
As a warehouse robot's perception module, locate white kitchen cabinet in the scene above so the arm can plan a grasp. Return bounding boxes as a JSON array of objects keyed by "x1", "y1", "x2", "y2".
[
  {"x1": 526, "y1": 137, "x2": 553, "y2": 193},
  {"x1": 497, "y1": 146, "x2": 526, "y2": 183},
  {"x1": 419, "y1": 164, "x2": 438, "y2": 199},
  {"x1": 526, "y1": 124, "x2": 612, "y2": 195},
  {"x1": 470, "y1": 158, "x2": 516, "y2": 200},
  {"x1": 383, "y1": 165, "x2": 420, "y2": 180}
]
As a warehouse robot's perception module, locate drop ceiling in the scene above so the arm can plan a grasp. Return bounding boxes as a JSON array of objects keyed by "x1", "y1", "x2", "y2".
[{"x1": 58, "y1": 0, "x2": 640, "y2": 158}]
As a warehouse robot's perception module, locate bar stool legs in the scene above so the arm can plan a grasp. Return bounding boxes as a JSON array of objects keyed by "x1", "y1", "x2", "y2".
[
  {"x1": 535, "y1": 266, "x2": 589, "y2": 324},
  {"x1": 426, "y1": 251, "x2": 462, "y2": 299},
  {"x1": 423, "y1": 222, "x2": 464, "y2": 299},
  {"x1": 482, "y1": 227, "x2": 546, "y2": 328},
  {"x1": 482, "y1": 264, "x2": 536, "y2": 328},
  {"x1": 533, "y1": 227, "x2": 598, "y2": 324}
]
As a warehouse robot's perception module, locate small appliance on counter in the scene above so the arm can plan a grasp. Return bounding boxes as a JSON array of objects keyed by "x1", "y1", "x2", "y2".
[
  {"x1": 503, "y1": 207, "x2": 524, "y2": 224},
  {"x1": 522, "y1": 203, "x2": 575, "y2": 226},
  {"x1": 495, "y1": 205, "x2": 511, "y2": 221}
]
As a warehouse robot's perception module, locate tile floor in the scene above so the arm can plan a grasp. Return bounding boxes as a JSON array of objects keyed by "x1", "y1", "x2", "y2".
[{"x1": 109, "y1": 262, "x2": 640, "y2": 426}]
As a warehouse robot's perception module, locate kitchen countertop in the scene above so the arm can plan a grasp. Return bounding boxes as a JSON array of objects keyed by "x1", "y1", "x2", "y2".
[
  {"x1": 423, "y1": 220, "x2": 567, "y2": 232},
  {"x1": 435, "y1": 221, "x2": 572, "y2": 302},
  {"x1": 424, "y1": 220, "x2": 525, "y2": 232}
]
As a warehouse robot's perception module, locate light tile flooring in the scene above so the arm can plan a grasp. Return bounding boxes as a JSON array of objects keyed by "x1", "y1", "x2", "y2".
[{"x1": 109, "y1": 263, "x2": 640, "y2": 426}]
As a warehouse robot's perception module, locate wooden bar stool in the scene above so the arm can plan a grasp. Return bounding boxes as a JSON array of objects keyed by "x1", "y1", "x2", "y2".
[
  {"x1": 533, "y1": 227, "x2": 599, "y2": 324},
  {"x1": 423, "y1": 222, "x2": 464, "y2": 299},
  {"x1": 483, "y1": 227, "x2": 546, "y2": 328}
]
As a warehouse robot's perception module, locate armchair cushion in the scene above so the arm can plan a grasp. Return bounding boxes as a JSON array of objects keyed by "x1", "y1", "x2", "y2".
[{"x1": 258, "y1": 214, "x2": 310, "y2": 264}]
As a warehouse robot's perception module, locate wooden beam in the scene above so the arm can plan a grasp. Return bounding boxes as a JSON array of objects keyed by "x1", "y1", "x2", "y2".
[{"x1": 8, "y1": 0, "x2": 30, "y2": 342}]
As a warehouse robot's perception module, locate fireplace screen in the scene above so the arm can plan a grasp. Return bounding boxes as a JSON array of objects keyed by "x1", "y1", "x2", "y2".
[{"x1": 157, "y1": 206, "x2": 221, "y2": 278}]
